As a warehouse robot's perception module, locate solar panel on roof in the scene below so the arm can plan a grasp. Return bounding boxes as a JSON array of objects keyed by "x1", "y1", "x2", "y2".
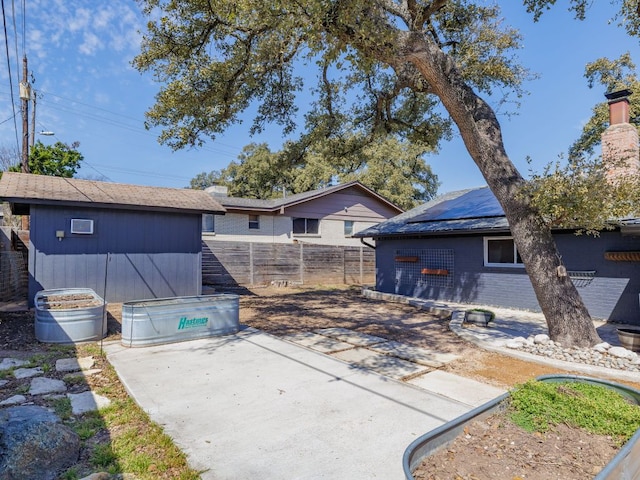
[{"x1": 408, "y1": 188, "x2": 504, "y2": 223}]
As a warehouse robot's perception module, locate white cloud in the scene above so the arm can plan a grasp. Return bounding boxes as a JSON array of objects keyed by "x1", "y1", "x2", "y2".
[{"x1": 79, "y1": 32, "x2": 103, "y2": 55}]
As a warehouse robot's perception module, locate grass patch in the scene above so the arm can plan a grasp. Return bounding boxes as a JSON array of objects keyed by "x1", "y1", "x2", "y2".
[
  {"x1": 49, "y1": 396, "x2": 73, "y2": 420},
  {"x1": 68, "y1": 345, "x2": 200, "y2": 479},
  {"x1": 510, "y1": 380, "x2": 640, "y2": 445}
]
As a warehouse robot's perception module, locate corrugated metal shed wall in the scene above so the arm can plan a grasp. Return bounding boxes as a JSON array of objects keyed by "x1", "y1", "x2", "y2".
[
  {"x1": 29, "y1": 205, "x2": 202, "y2": 305},
  {"x1": 375, "y1": 231, "x2": 640, "y2": 325}
]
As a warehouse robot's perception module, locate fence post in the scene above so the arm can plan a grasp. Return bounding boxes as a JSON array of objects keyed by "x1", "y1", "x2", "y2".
[
  {"x1": 360, "y1": 246, "x2": 364, "y2": 285},
  {"x1": 249, "y1": 242, "x2": 254, "y2": 285},
  {"x1": 299, "y1": 243, "x2": 304, "y2": 284}
]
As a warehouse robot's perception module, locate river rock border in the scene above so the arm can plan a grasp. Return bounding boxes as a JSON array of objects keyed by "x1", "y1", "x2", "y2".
[{"x1": 506, "y1": 334, "x2": 640, "y2": 373}]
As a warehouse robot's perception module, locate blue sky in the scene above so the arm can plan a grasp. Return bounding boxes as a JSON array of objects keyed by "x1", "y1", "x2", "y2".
[{"x1": 1, "y1": 1, "x2": 639, "y2": 194}]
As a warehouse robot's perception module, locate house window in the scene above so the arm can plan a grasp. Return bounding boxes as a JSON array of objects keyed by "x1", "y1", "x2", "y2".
[
  {"x1": 484, "y1": 237, "x2": 523, "y2": 267},
  {"x1": 248, "y1": 214, "x2": 260, "y2": 230},
  {"x1": 293, "y1": 217, "x2": 319, "y2": 235},
  {"x1": 70, "y1": 218, "x2": 94, "y2": 234},
  {"x1": 202, "y1": 214, "x2": 215, "y2": 233},
  {"x1": 344, "y1": 220, "x2": 354, "y2": 236}
]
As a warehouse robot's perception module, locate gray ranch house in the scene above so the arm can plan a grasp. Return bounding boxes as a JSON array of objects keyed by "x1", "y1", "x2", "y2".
[
  {"x1": 355, "y1": 90, "x2": 640, "y2": 326},
  {"x1": 354, "y1": 186, "x2": 640, "y2": 325},
  {"x1": 0, "y1": 172, "x2": 225, "y2": 305},
  {"x1": 202, "y1": 181, "x2": 403, "y2": 246}
]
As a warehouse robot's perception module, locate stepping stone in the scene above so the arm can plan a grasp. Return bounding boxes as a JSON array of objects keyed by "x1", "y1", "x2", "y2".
[
  {"x1": 29, "y1": 377, "x2": 67, "y2": 395},
  {"x1": 56, "y1": 357, "x2": 95, "y2": 373},
  {"x1": 331, "y1": 348, "x2": 429, "y2": 380},
  {"x1": 0, "y1": 395, "x2": 26, "y2": 406},
  {"x1": 0, "y1": 358, "x2": 28, "y2": 371},
  {"x1": 314, "y1": 328, "x2": 388, "y2": 347},
  {"x1": 63, "y1": 369, "x2": 103, "y2": 382},
  {"x1": 282, "y1": 332, "x2": 354, "y2": 353},
  {"x1": 67, "y1": 391, "x2": 111, "y2": 415},
  {"x1": 13, "y1": 367, "x2": 43, "y2": 379},
  {"x1": 407, "y1": 370, "x2": 506, "y2": 408},
  {"x1": 368, "y1": 341, "x2": 460, "y2": 367}
]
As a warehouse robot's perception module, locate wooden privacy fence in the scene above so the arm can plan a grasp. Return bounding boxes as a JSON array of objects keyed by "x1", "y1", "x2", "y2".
[{"x1": 202, "y1": 240, "x2": 375, "y2": 286}]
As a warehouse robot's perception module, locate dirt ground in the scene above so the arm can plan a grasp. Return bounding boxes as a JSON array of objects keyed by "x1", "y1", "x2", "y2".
[
  {"x1": 235, "y1": 285, "x2": 638, "y2": 479},
  {"x1": 1, "y1": 284, "x2": 637, "y2": 479},
  {"x1": 237, "y1": 285, "x2": 584, "y2": 389}
]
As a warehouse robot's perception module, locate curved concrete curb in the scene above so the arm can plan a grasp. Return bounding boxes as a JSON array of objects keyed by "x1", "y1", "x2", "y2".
[{"x1": 362, "y1": 288, "x2": 640, "y2": 385}]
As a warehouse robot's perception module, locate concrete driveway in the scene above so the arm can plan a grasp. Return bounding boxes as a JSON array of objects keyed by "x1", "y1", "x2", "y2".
[{"x1": 104, "y1": 328, "x2": 482, "y2": 479}]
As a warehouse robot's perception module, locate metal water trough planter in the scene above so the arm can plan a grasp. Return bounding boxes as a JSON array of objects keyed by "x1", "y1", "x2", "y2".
[
  {"x1": 403, "y1": 374, "x2": 640, "y2": 480},
  {"x1": 464, "y1": 310, "x2": 494, "y2": 327},
  {"x1": 121, "y1": 294, "x2": 240, "y2": 347},
  {"x1": 34, "y1": 288, "x2": 107, "y2": 344},
  {"x1": 617, "y1": 328, "x2": 640, "y2": 353}
]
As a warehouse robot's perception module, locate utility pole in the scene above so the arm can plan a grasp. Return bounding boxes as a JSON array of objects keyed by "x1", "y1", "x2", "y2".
[
  {"x1": 30, "y1": 90, "x2": 36, "y2": 148},
  {"x1": 19, "y1": 55, "x2": 30, "y2": 173}
]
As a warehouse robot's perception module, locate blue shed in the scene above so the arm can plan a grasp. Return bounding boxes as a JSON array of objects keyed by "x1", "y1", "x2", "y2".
[
  {"x1": 0, "y1": 172, "x2": 226, "y2": 305},
  {"x1": 355, "y1": 187, "x2": 640, "y2": 325}
]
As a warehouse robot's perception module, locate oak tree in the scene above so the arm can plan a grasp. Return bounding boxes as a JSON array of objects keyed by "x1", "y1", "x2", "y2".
[{"x1": 135, "y1": 0, "x2": 626, "y2": 346}]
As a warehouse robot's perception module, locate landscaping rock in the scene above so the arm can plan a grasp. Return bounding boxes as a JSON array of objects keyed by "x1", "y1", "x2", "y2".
[
  {"x1": 29, "y1": 377, "x2": 67, "y2": 395},
  {"x1": 0, "y1": 358, "x2": 28, "y2": 371},
  {"x1": 68, "y1": 391, "x2": 112, "y2": 415},
  {"x1": 0, "y1": 395, "x2": 26, "y2": 406},
  {"x1": 13, "y1": 366, "x2": 43, "y2": 379},
  {"x1": 56, "y1": 356, "x2": 95, "y2": 372},
  {"x1": 533, "y1": 334, "x2": 550, "y2": 345},
  {"x1": 0, "y1": 405, "x2": 80, "y2": 480},
  {"x1": 608, "y1": 346, "x2": 637, "y2": 359}
]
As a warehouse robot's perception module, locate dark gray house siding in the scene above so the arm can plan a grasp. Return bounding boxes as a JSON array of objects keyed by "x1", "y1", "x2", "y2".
[
  {"x1": 29, "y1": 205, "x2": 202, "y2": 304},
  {"x1": 375, "y1": 231, "x2": 640, "y2": 325}
]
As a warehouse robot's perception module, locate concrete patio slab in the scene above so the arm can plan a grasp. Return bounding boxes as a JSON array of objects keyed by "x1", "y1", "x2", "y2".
[
  {"x1": 407, "y1": 370, "x2": 507, "y2": 408},
  {"x1": 281, "y1": 331, "x2": 354, "y2": 353},
  {"x1": 368, "y1": 341, "x2": 460, "y2": 367},
  {"x1": 314, "y1": 327, "x2": 388, "y2": 346},
  {"x1": 331, "y1": 347, "x2": 431, "y2": 380},
  {"x1": 104, "y1": 330, "x2": 473, "y2": 479}
]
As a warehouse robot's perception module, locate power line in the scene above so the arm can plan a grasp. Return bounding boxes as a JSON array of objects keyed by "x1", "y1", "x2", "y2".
[{"x1": 0, "y1": 0, "x2": 19, "y2": 153}]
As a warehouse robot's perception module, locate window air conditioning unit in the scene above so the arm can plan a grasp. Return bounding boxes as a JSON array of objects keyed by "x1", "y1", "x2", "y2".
[{"x1": 70, "y1": 219, "x2": 94, "y2": 235}]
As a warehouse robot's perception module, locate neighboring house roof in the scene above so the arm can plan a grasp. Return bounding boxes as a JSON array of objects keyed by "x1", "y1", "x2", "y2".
[
  {"x1": 0, "y1": 172, "x2": 226, "y2": 215},
  {"x1": 213, "y1": 181, "x2": 404, "y2": 214},
  {"x1": 354, "y1": 186, "x2": 510, "y2": 237}
]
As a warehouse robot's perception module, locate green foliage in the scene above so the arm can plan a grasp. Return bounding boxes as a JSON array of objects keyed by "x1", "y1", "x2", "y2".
[
  {"x1": 189, "y1": 170, "x2": 225, "y2": 189},
  {"x1": 569, "y1": 53, "x2": 640, "y2": 160},
  {"x1": 9, "y1": 141, "x2": 83, "y2": 177},
  {"x1": 524, "y1": 1, "x2": 640, "y2": 37},
  {"x1": 191, "y1": 137, "x2": 439, "y2": 209},
  {"x1": 135, "y1": 0, "x2": 529, "y2": 151},
  {"x1": 510, "y1": 380, "x2": 640, "y2": 445},
  {"x1": 49, "y1": 397, "x2": 73, "y2": 421},
  {"x1": 522, "y1": 155, "x2": 640, "y2": 235}
]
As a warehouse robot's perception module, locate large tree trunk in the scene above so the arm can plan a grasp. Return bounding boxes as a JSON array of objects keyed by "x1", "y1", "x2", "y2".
[{"x1": 402, "y1": 34, "x2": 601, "y2": 347}]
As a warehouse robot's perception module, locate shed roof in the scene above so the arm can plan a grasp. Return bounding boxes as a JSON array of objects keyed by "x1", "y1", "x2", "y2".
[
  {"x1": 0, "y1": 172, "x2": 226, "y2": 215},
  {"x1": 214, "y1": 181, "x2": 403, "y2": 214},
  {"x1": 354, "y1": 186, "x2": 510, "y2": 237}
]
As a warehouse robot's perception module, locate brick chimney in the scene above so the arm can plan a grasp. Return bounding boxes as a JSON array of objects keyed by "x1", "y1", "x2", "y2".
[{"x1": 601, "y1": 89, "x2": 639, "y2": 182}]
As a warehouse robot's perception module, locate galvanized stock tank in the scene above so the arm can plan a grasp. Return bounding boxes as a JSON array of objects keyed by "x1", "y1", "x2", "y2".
[
  {"x1": 34, "y1": 288, "x2": 107, "y2": 343},
  {"x1": 121, "y1": 294, "x2": 240, "y2": 347}
]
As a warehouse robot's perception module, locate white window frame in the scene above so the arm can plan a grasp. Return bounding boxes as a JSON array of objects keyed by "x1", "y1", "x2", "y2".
[
  {"x1": 483, "y1": 236, "x2": 524, "y2": 268},
  {"x1": 202, "y1": 214, "x2": 215, "y2": 234},
  {"x1": 70, "y1": 218, "x2": 94, "y2": 235},
  {"x1": 248, "y1": 214, "x2": 260, "y2": 230},
  {"x1": 344, "y1": 220, "x2": 354, "y2": 236}
]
